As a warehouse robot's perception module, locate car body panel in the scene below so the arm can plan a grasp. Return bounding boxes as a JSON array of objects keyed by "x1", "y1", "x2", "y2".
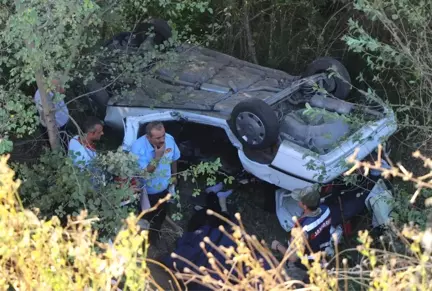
[
  {"x1": 120, "y1": 108, "x2": 397, "y2": 191},
  {"x1": 121, "y1": 110, "x2": 241, "y2": 152},
  {"x1": 270, "y1": 111, "x2": 397, "y2": 183},
  {"x1": 110, "y1": 79, "x2": 228, "y2": 110},
  {"x1": 105, "y1": 105, "x2": 229, "y2": 131},
  {"x1": 238, "y1": 150, "x2": 314, "y2": 190},
  {"x1": 104, "y1": 44, "x2": 398, "y2": 191},
  {"x1": 108, "y1": 44, "x2": 297, "y2": 113},
  {"x1": 121, "y1": 111, "x2": 315, "y2": 191}
]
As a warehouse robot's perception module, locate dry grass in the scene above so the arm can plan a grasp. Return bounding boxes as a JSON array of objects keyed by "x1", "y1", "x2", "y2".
[{"x1": 2, "y1": 142, "x2": 432, "y2": 290}]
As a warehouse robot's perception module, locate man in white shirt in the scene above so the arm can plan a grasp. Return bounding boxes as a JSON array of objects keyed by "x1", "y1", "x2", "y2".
[
  {"x1": 34, "y1": 79, "x2": 70, "y2": 148},
  {"x1": 68, "y1": 116, "x2": 104, "y2": 169}
]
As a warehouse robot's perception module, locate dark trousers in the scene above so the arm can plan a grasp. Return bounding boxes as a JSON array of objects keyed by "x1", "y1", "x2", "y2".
[{"x1": 142, "y1": 189, "x2": 169, "y2": 243}]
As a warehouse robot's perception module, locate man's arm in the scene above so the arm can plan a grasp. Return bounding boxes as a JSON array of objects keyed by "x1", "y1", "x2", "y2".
[
  {"x1": 170, "y1": 140, "x2": 181, "y2": 182},
  {"x1": 131, "y1": 141, "x2": 167, "y2": 174},
  {"x1": 146, "y1": 157, "x2": 161, "y2": 173},
  {"x1": 130, "y1": 142, "x2": 153, "y2": 173},
  {"x1": 170, "y1": 161, "x2": 178, "y2": 183}
]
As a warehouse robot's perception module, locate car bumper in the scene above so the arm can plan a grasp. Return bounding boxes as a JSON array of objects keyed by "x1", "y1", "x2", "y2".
[
  {"x1": 238, "y1": 150, "x2": 314, "y2": 190},
  {"x1": 272, "y1": 111, "x2": 398, "y2": 185},
  {"x1": 238, "y1": 111, "x2": 397, "y2": 190}
]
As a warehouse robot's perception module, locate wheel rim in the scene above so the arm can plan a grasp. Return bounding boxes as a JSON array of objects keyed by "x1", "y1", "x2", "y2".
[{"x1": 235, "y1": 112, "x2": 266, "y2": 145}]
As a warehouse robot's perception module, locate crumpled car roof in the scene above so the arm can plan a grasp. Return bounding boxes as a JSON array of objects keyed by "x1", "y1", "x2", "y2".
[{"x1": 109, "y1": 45, "x2": 297, "y2": 113}]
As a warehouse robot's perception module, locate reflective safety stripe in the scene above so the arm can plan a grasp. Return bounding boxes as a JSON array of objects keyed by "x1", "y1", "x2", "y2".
[
  {"x1": 302, "y1": 208, "x2": 331, "y2": 232},
  {"x1": 319, "y1": 241, "x2": 331, "y2": 249}
]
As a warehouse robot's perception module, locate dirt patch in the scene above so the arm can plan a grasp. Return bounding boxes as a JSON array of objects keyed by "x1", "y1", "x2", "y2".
[{"x1": 145, "y1": 177, "x2": 288, "y2": 261}]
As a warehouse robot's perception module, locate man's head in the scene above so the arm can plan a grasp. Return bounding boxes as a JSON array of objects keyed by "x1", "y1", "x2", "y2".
[
  {"x1": 146, "y1": 121, "x2": 165, "y2": 148},
  {"x1": 291, "y1": 184, "x2": 321, "y2": 212},
  {"x1": 51, "y1": 78, "x2": 65, "y2": 94},
  {"x1": 83, "y1": 116, "x2": 104, "y2": 142}
]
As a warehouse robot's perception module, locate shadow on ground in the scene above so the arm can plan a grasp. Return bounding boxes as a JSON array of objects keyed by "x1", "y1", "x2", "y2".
[{"x1": 145, "y1": 177, "x2": 288, "y2": 261}]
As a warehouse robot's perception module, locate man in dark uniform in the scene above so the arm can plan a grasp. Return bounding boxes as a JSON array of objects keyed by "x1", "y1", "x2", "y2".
[{"x1": 272, "y1": 185, "x2": 332, "y2": 281}]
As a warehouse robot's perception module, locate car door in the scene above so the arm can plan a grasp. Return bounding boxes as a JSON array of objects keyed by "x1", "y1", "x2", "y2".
[
  {"x1": 122, "y1": 110, "x2": 180, "y2": 151},
  {"x1": 122, "y1": 110, "x2": 241, "y2": 152}
]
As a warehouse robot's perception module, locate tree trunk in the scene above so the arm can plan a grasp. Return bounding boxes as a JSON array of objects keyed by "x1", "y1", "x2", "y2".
[
  {"x1": 243, "y1": 0, "x2": 258, "y2": 64},
  {"x1": 268, "y1": 3, "x2": 276, "y2": 63},
  {"x1": 15, "y1": 1, "x2": 60, "y2": 150},
  {"x1": 35, "y1": 72, "x2": 60, "y2": 149}
]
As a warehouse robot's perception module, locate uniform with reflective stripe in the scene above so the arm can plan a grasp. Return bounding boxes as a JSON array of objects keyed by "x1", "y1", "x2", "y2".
[{"x1": 298, "y1": 205, "x2": 332, "y2": 255}]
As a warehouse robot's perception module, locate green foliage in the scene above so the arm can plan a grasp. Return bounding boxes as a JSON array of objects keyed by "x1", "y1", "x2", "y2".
[
  {"x1": 391, "y1": 187, "x2": 432, "y2": 229},
  {"x1": 208, "y1": 0, "x2": 345, "y2": 71},
  {"x1": 13, "y1": 150, "x2": 137, "y2": 238},
  {"x1": 344, "y1": 0, "x2": 432, "y2": 145},
  {"x1": 93, "y1": 147, "x2": 141, "y2": 178},
  {"x1": 0, "y1": 87, "x2": 39, "y2": 153},
  {"x1": 14, "y1": 146, "x2": 230, "y2": 230},
  {"x1": 0, "y1": 138, "x2": 13, "y2": 155},
  {"x1": 179, "y1": 157, "x2": 221, "y2": 183},
  {"x1": 117, "y1": 0, "x2": 213, "y2": 41},
  {"x1": 0, "y1": 0, "x2": 215, "y2": 152},
  {"x1": 173, "y1": 157, "x2": 233, "y2": 221},
  {"x1": 0, "y1": 155, "x2": 154, "y2": 291},
  {"x1": 0, "y1": 0, "x2": 104, "y2": 151}
]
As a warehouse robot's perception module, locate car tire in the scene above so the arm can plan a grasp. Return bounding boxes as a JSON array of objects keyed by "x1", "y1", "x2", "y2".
[
  {"x1": 86, "y1": 79, "x2": 110, "y2": 117},
  {"x1": 230, "y1": 98, "x2": 279, "y2": 150},
  {"x1": 95, "y1": 19, "x2": 172, "y2": 112},
  {"x1": 134, "y1": 19, "x2": 172, "y2": 47},
  {"x1": 303, "y1": 57, "x2": 351, "y2": 100},
  {"x1": 104, "y1": 19, "x2": 172, "y2": 49}
]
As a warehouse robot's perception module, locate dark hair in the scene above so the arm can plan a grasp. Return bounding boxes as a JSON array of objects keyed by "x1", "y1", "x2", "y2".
[
  {"x1": 83, "y1": 116, "x2": 103, "y2": 133},
  {"x1": 306, "y1": 204, "x2": 319, "y2": 211},
  {"x1": 145, "y1": 121, "x2": 164, "y2": 137}
]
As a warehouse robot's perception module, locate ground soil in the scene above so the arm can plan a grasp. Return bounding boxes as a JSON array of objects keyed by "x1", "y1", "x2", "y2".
[{"x1": 145, "y1": 175, "x2": 289, "y2": 261}]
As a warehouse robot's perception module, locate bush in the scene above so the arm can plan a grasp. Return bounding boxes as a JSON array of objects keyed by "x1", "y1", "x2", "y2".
[
  {"x1": 0, "y1": 154, "x2": 154, "y2": 290},
  {"x1": 13, "y1": 150, "x2": 139, "y2": 239},
  {"x1": 344, "y1": 0, "x2": 432, "y2": 146},
  {"x1": 2, "y1": 147, "x2": 432, "y2": 290}
]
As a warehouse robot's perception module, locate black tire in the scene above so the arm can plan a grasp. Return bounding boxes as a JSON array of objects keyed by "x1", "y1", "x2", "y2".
[
  {"x1": 104, "y1": 31, "x2": 137, "y2": 48},
  {"x1": 135, "y1": 19, "x2": 172, "y2": 46},
  {"x1": 86, "y1": 79, "x2": 110, "y2": 117},
  {"x1": 229, "y1": 98, "x2": 279, "y2": 150},
  {"x1": 104, "y1": 19, "x2": 172, "y2": 49},
  {"x1": 303, "y1": 57, "x2": 351, "y2": 100},
  {"x1": 97, "y1": 19, "x2": 172, "y2": 113}
]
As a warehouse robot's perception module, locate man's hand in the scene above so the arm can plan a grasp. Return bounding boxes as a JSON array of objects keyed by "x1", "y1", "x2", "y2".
[
  {"x1": 155, "y1": 143, "x2": 166, "y2": 159},
  {"x1": 146, "y1": 144, "x2": 165, "y2": 173}
]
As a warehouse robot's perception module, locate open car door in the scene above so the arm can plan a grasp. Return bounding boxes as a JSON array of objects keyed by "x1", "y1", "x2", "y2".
[{"x1": 122, "y1": 109, "x2": 241, "y2": 152}]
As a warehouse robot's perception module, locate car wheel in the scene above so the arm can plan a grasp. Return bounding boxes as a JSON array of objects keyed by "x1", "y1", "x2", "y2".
[
  {"x1": 104, "y1": 19, "x2": 172, "y2": 50},
  {"x1": 94, "y1": 19, "x2": 172, "y2": 112},
  {"x1": 86, "y1": 79, "x2": 110, "y2": 117},
  {"x1": 303, "y1": 57, "x2": 351, "y2": 100},
  {"x1": 230, "y1": 98, "x2": 279, "y2": 150},
  {"x1": 134, "y1": 19, "x2": 172, "y2": 48}
]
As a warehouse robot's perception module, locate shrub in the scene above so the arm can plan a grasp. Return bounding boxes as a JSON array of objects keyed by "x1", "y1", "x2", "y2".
[
  {"x1": 0, "y1": 154, "x2": 155, "y2": 290},
  {"x1": 13, "y1": 150, "x2": 139, "y2": 239},
  {"x1": 2, "y1": 146, "x2": 432, "y2": 290},
  {"x1": 344, "y1": 0, "x2": 432, "y2": 146}
]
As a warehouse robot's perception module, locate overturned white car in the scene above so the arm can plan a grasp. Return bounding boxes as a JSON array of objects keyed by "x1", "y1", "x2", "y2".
[{"x1": 90, "y1": 20, "x2": 397, "y2": 193}]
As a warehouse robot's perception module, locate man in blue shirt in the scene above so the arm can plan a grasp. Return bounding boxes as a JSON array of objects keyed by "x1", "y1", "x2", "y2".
[{"x1": 130, "y1": 121, "x2": 180, "y2": 243}]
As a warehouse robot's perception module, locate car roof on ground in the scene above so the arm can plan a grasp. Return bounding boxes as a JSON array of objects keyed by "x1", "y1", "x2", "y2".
[{"x1": 109, "y1": 45, "x2": 297, "y2": 113}]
